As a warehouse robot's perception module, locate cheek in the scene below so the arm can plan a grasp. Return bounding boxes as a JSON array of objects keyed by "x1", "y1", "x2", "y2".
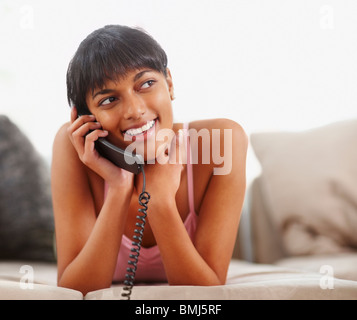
[
  {"x1": 152, "y1": 92, "x2": 173, "y2": 123},
  {"x1": 96, "y1": 112, "x2": 119, "y2": 132}
]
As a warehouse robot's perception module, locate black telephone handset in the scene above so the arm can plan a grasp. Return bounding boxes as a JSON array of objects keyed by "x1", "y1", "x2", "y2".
[
  {"x1": 94, "y1": 138, "x2": 149, "y2": 300},
  {"x1": 95, "y1": 138, "x2": 143, "y2": 174}
]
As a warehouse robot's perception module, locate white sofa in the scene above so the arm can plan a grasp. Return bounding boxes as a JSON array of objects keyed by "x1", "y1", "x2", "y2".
[
  {"x1": 1, "y1": 254, "x2": 356, "y2": 300},
  {"x1": 0, "y1": 116, "x2": 356, "y2": 300}
]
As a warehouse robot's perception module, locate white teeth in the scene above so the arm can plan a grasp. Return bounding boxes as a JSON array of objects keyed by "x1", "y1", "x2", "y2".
[{"x1": 125, "y1": 120, "x2": 155, "y2": 136}]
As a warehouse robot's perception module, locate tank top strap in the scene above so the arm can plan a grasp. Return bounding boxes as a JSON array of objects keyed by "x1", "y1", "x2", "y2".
[{"x1": 183, "y1": 122, "x2": 195, "y2": 214}]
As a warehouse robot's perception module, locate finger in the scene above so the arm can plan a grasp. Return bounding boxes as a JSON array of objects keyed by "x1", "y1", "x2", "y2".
[
  {"x1": 79, "y1": 129, "x2": 109, "y2": 170},
  {"x1": 67, "y1": 117, "x2": 101, "y2": 158},
  {"x1": 68, "y1": 114, "x2": 96, "y2": 137},
  {"x1": 74, "y1": 121, "x2": 102, "y2": 138},
  {"x1": 68, "y1": 120, "x2": 101, "y2": 143},
  {"x1": 156, "y1": 143, "x2": 170, "y2": 165},
  {"x1": 179, "y1": 129, "x2": 188, "y2": 165},
  {"x1": 167, "y1": 130, "x2": 185, "y2": 164},
  {"x1": 84, "y1": 129, "x2": 108, "y2": 155},
  {"x1": 72, "y1": 114, "x2": 96, "y2": 128},
  {"x1": 74, "y1": 122, "x2": 102, "y2": 150}
]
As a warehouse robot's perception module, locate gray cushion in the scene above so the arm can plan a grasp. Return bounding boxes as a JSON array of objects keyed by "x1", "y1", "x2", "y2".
[{"x1": 0, "y1": 116, "x2": 55, "y2": 261}]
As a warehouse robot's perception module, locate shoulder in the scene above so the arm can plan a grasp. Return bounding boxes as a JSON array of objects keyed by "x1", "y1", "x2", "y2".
[
  {"x1": 189, "y1": 118, "x2": 247, "y2": 143},
  {"x1": 52, "y1": 121, "x2": 102, "y2": 186},
  {"x1": 53, "y1": 122, "x2": 81, "y2": 161},
  {"x1": 183, "y1": 119, "x2": 247, "y2": 213},
  {"x1": 53, "y1": 122, "x2": 71, "y2": 151},
  {"x1": 52, "y1": 122, "x2": 83, "y2": 178},
  {"x1": 187, "y1": 118, "x2": 248, "y2": 154},
  {"x1": 189, "y1": 118, "x2": 242, "y2": 130},
  {"x1": 188, "y1": 118, "x2": 247, "y2": 177}
]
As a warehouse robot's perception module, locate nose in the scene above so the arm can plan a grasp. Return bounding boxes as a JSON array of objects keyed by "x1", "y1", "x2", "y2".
[{"x1": 122, "y1": 94, "x2": 146, "y2": 120}]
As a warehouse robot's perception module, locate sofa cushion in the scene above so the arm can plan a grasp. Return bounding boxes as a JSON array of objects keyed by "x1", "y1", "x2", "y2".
[
  {"x1": 251, "y1": 119, "x2": 357, "y2": 256},
  {"x1": 0, "y1": 116, "x2": 55, "y2": 261},
  {"x1": 1, "y1": 260, "x2": 356, "y2": 300},
  {"x1": 275, "y1": 252, "x2": 357, "y2": 281},
  {"x1": 0, "y1": 280, "x2": 82, "y2": 300},
  {"x1": 0, "y1": 261, "x2": 82, "y2": 300},
  {"x1": 0, "y1": 261, "x2": 57, "y2": 285},
  {"x1": 85, "y1": 260, "x2": 357, "y2": 300}
]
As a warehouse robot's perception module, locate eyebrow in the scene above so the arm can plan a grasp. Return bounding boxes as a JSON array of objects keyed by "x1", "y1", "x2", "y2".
[
  {"x1": 133, "y1": 69, "x2": 153, "y2": 82},
  {"x1": 92, "y1": 69, "x2": 154, "y2": 100},
  {"x1": 92, "y1": 88, "x2": 116, "y2": 100}
]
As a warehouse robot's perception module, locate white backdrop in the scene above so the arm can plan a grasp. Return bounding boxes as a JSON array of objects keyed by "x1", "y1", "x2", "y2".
[{"x1": 1, "y1": 0, "x2": 357, "y2": 182}]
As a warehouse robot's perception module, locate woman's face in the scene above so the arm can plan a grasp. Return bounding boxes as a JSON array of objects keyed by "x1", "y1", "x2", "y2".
[{"x1": 86, "y1": 68, "x2": 174, "y2": 161}]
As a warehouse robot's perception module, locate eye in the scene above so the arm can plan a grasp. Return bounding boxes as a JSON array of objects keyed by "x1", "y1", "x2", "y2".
[
  {"x1": 140, "y1": 80, "x2": 155, "y2": 90},
  {"x1": 100, "y1": 96, "x2": 117, "y2": 106}
]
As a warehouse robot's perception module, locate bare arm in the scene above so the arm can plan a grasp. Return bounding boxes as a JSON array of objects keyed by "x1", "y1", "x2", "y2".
[
  {"x1": 145, "y1": 119, "x2": 247, "y2": 285},
  {"x1": 52, "y1": 111, "x2": 134, "y2": 295}
]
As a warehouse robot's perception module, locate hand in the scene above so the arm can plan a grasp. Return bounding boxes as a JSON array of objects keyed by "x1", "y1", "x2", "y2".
[
  {"x1": 67, "y1": 107, "x2": 134, "y2": 190},
  {"x1": 136, "y1": 131, "x2": 184, "y2": 210}
]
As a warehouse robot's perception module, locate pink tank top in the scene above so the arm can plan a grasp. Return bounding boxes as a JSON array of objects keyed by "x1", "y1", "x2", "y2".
[{"x1": 110, "y1": 122, "x2": 198, "y2": 283}]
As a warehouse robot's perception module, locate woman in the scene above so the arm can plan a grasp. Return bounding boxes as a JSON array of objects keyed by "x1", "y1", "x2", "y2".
[{"x1": 52, "y1": 25, "x2": 247, "y2": 295}]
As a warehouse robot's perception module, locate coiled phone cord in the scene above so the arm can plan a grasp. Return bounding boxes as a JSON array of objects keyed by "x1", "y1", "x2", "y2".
[{"x1": 121, "y1": 165, "x2": 150, "y2": 300}]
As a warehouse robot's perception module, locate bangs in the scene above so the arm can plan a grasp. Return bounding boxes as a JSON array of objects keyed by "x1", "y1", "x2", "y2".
[{"x1": 67, "y1": 25, "x2": 168, "y2": 115}]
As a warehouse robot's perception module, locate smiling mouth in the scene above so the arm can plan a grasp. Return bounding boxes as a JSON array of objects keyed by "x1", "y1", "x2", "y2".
[{"x1": 123, "y1": 119, "x2": 157, "y2": 136}]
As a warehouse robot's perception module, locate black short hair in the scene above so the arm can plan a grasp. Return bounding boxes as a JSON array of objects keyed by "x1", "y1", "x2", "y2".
[{"x1": 66, "y1": 25, "x2": 168, "y2": 115}]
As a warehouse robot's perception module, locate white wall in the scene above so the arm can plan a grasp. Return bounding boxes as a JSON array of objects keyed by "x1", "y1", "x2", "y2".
[{"x1": 1, "y1": 0, "x2": 357, "y2": 182}]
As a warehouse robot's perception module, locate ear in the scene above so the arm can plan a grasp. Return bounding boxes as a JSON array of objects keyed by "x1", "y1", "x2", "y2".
[{"x1": 165, "y1": 68, "x2": 175, "y2": 100}]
